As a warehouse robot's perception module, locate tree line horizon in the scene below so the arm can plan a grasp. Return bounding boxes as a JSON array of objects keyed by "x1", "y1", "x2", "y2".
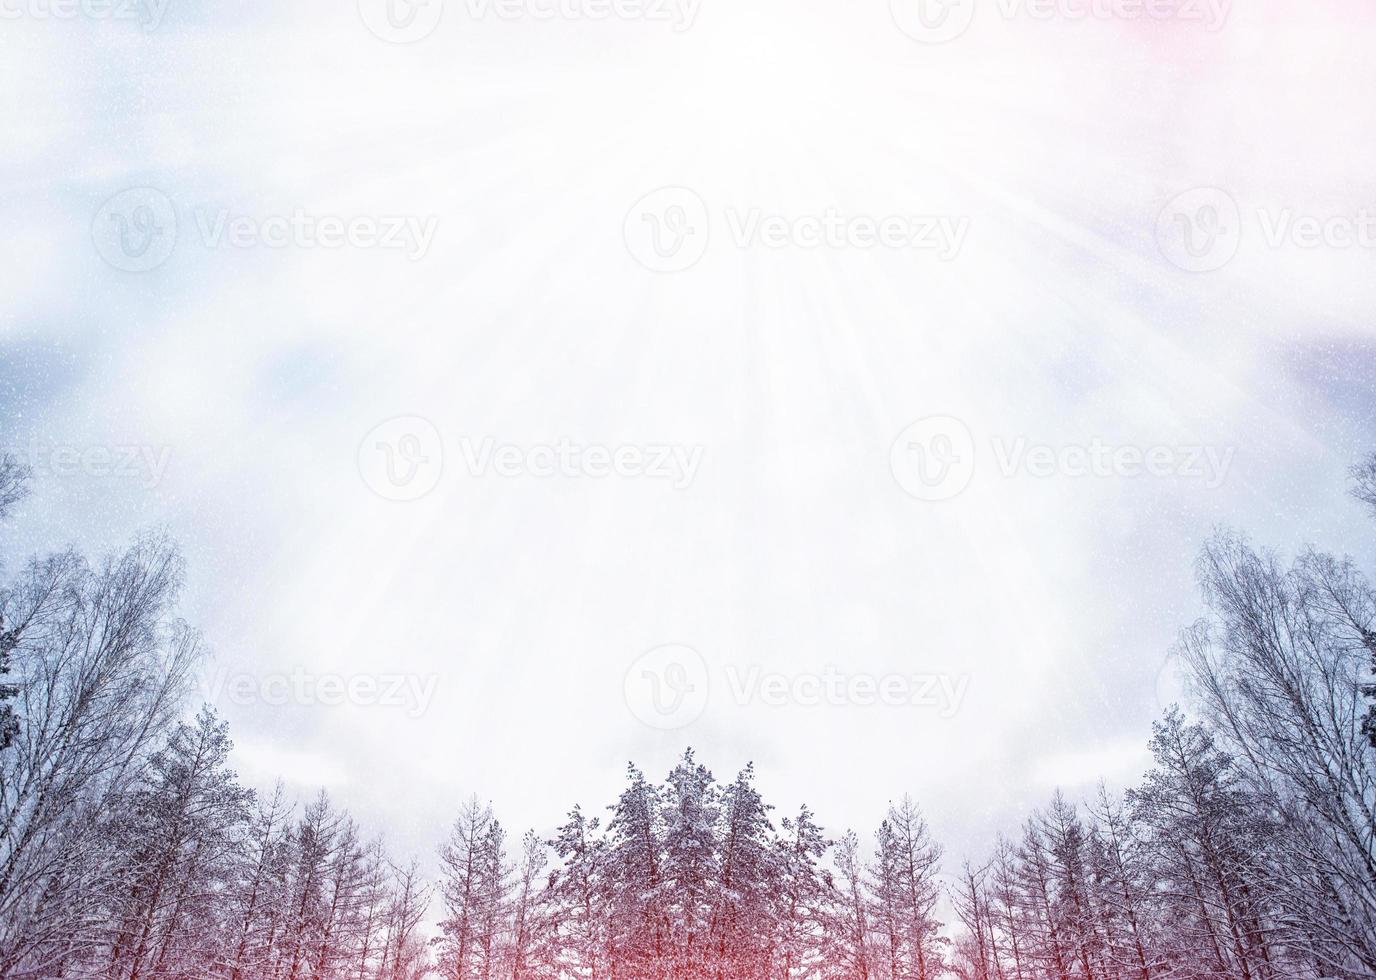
[{"x1": 1, "y1": 453, "x2": 1374, "y2": 979}]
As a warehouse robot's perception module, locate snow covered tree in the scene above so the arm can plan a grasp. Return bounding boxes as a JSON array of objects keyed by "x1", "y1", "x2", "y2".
[
  {"x1": 380, "y1": 858, "x2": 434, "y2": 980},
  {"x1": 1180, "y1": 529, "x2": 1376, "y2": 976},
  {"x1": 1084, "y1": 785, "x2": 1157, "y2": 980},
  {"x1": 0, "y1": 616, "x2": 18, "y2": 754},
  {"x1": 833, "y1": 830, "x2": 873, "y2": 980},
  {"x1": 709, "y1": 763, "x2": 776, "y2": 980},
  {"x1": 0, "y1": 454, "x2": 24, "y2": 755},
  {"x1": 546, "y1": 805, "x2": 609, "y2": 980},
  {"x1": 1353, "y1": 452, "x2": 1376, "y2": 521},
  {"x1": 1039, "y1": 792, "x2": 1102, "y2": 980},
  {"x1": 769, "y1": 806, "x2": 835, "y2": 980},
  {"x1": 437, "y1": 796, "x2": 511, "y2": 980},
  {"x1": 102, "y1": 706, "x2": 253, "y2": 980},
  {"x1": 1129, "y1": 708, "x2": 1279, "y2": 980},
  {"x1": 660, "y1": 750, "x2": 719, "y2": 979},
  {"x1": 869, "y1": 796, "x2": 945, "y2": 980},
  {"x1": 225, "y1": 784, "x2": 295, "y2": 980},
  {"x1": 987, "y1": 836, "x2": 1030, "y2": 980},
  {"x1": 508, "y1": 830, "x2": 552, "y2": 980},
  {"x1": 0, "y1": 455, "x2": 25, "y2": 755},
  {"x1": 0, "y1": 535, "x2": 199, "y2": 978},
  {"x1": 603, "y1": 764, "x2": 667, "y2": 979}
]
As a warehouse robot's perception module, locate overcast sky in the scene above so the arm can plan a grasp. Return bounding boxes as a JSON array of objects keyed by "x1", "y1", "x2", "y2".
[{"x1": 3, "y1": 0, "x2": 1375, "y2": 882}]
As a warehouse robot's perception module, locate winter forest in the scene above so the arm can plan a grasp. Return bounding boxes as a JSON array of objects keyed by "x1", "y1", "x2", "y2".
[{"x1": 1, "y1": 453, "x2": 1375, "y2": 980}]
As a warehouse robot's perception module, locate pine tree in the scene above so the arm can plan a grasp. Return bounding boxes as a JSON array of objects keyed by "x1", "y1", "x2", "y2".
[
  {"x1": 948, "y1": 861, "x2": 993, "y2": 980},
  {"x1": 226, "y1": 784, "x2": 294, "y2": 980},
  {"x1": 869, "y1": 796, "x2": 945, "y2": 980},
  {"x1": 103, "y1": 707, "x2": 253, "y2": 980},
  {"x1": 988, "y1": 837, "x2": 1029, "y2": 980},
  {"x1": 1015, "y1": 820, "x2": 1073, "y2": 980},
  {"x1": 603, "y1": 764, "x2": 667, "y2": 980},
  {"x1": 834, "y1": 830, "x2": 872, "y2": 980},
  {"x1": 1129, "y1": 708, "x2": 1277, "y2": 980},
  {"x1": 380, "y1": 859, "x2": 434, "y2": 980},
  {"x1": 710, "y1": 763, "x2": 776, "y2": 980},
  {"x1": 547, "y1": 805, "x2": 609, "y2": 980},
  {"x1": 437, "y1": 796, "x2": 510, "y2": 980},
  {"x1": 509, "y1": 830, "x2": 552, "y2": 980},
  {"x1": 1039, "y1": 792, "x2": 1101, "y2": 980},
  {"x1": 769, "y1": 806, "x2": 834, "y2": 980},
  {"x1": 661, "y1": 750, "x2": 719, "y2": 979},
  {"x1": 1085, "y1": 785, "x2": 1157, "y2": 980}
]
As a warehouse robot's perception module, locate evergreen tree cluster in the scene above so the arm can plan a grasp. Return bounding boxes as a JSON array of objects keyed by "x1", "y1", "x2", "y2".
[{"x1": 1, "y1": 454, "x2": 1374, "y2": 979}]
